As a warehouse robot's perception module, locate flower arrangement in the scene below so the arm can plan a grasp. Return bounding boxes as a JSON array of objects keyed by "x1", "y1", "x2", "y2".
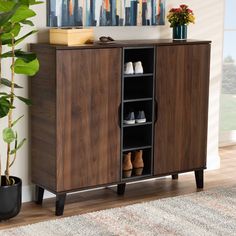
[{"x1": 167, "y1": 4, "x2": 195, "y2": 27}]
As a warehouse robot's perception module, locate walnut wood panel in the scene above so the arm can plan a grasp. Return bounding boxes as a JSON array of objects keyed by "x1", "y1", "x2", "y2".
[
  {"x1": 56, "y1": 48, "x2": 122, "y2": 192},
  {"x1": 154, "y1": 44, "x2": 211, "y2": 175},
  {"x1": 30, "y1": 46, "x2": 57, "y2": 191}
]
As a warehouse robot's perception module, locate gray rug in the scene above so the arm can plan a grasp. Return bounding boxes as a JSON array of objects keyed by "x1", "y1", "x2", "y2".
[{"x1": 1, "y1": 186, "x2": 236, "y2": 236}]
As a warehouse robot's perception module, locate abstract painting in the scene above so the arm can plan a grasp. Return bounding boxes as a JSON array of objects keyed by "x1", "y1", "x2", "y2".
[{"x1": 47, "y1": 0, "x2": 165, "y2": 27}]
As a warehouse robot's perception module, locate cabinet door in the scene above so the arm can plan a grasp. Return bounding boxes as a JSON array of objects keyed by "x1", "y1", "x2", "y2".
[
  {"x1": 56, "y1": 48, "x2": 121, "y2": 191},
  {"x1": 154, "y1": 44, "x2": 211, "y2": 175}
]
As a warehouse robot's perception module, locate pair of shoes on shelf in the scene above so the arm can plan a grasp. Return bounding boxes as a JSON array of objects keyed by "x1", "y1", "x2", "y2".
[
  {"x1": 124, "y1": 111, "x2": 146, "y2": 125},
  {"x1": 124, "y1": 61, "x2": 143, "y2": 74},
  {"x1": 123, "y1": 150, "x2": 144, "y2": 178}
]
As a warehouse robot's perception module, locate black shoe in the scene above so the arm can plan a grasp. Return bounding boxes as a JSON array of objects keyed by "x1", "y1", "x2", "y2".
[
  {"x1": 135, "y1": 111, "x2": 146, "y2": 123},
  {"x1": 124, "y1": 112, "x2": 135, "y2": 124}
]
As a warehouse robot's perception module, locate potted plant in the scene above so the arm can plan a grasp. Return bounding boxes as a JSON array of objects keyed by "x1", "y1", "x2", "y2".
[
  {"x1": 167, "y1": 4, "x2": 195, "y2": 40},
  {"x1": 0, "y1": 0, "x2": 42, "y2": 221}
]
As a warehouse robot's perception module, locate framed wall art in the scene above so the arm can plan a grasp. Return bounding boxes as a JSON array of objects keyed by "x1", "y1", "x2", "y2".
[{"x1": 47, "y1": 0, "x2": 165, "y2": 27}]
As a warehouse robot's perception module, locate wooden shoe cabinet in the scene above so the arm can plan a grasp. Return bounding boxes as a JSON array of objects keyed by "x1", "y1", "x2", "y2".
[{"x1": 31, "y1": 40, "x2": 211, "y2": 215}]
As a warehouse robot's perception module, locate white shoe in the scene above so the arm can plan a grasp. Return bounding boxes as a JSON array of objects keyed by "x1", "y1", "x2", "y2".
[
  {"x1": 124, "y1": 62, "x2": 134, "y2": 74},
  {"x1": 133, "y1": 61, "x2": 143, "y2": 74}
]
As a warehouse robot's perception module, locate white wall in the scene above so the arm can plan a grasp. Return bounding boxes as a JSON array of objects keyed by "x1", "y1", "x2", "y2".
[{"x1": 0, "y1": 0, "x2": 224, "y2": 202}]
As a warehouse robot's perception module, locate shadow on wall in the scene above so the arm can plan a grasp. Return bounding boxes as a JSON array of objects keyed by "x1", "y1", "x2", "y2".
[{"x1": 37, "y1": 29, "x2": 50, "y2": 42}]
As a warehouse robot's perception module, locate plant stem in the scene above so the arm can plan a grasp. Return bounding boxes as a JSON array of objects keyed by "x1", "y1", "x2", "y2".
[{"x1": 5, "y1": 35, "x2": 15, "y2": 185}]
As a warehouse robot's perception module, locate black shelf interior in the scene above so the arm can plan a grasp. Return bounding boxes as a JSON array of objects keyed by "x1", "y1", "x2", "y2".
[
  {"x1": 123, "y1": 100, "x2": 153, "y2": 123},
  {"x1": 121, "y1": 47, "x2": 155, "y2": 182},
  {"x1": 122, "y1": 148, "x2": 152, "y2": 179},
  {"x1": 124, "y1": 76, "x2": 153, "y2": 100},
  {"x1": 123, "y1": 125, "x2": 152, "y2": 150},
  {"x1": 124, "y1": 48, "x2": 154, "y2": 74}
]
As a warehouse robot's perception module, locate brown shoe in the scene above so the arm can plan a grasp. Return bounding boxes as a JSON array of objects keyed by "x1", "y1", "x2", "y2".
[
  {"x1": 132, "y1": 150, "x2": 144, "y2": 176},
  {"x1": 123, "y1": 152, "x2": 132, "y2": 178}
]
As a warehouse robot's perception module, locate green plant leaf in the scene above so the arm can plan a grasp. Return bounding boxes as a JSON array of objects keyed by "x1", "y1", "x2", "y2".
[
  {"x1": 10, "y1": 138, "x2": 26, "y2": 154},
  {"x1": 0, "y1": 78, "x2": 23, "y2": 88},
  {"x1": 2, "y1": 30, "x2": 37, "y2": 45},
  {"x1": 10, "y1": 5, "x2": 36, "y2": 23},
  {"x1": 0, "y1": 2, "x2": 15, "y2": 12},
  {"x1": 11, "y1": 115, "x2": 24, "y2": 127},
  {"x1": 0, "y1": 49, "x2": 21, "y2": 58},
  {"x1": 0, "y1": 93, "x2": 14, "y2": 100},
  {"x1": 15, "y1": 51, "x2": 37, "y2": 62},
  {"x1": 3, "y1": 127, "x2": 16, "y2": 143},
  {"x1": 1, "y1": 50, "x2": 37, "y2": 62},
  {"x1": 1, "y1": 23, "x2": 21, "y2": 41},
  {"x1": 1, "y1": 22, "x2": 16, "y2": 35},
  {"x1": 0, "y1": 96, "x2": 11, "y2": 118},
  {"x1": 17, "y1": 0, "x2": 43, "y2": 6},
  {"x1": 16, "y1": 95, "x2": 32, "y2": 105},
  {"x1": 0, "y1": 3, "x2": 20, "y2": 26},
  {"x1": 20, "y1": 19, "x2": 34, "y2": 26},
  {"x1": 14, "y1": 58, "x2": 39, "y2": 76}
]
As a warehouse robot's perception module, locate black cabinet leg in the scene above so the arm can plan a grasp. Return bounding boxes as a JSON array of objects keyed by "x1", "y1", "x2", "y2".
[
  {"x1": 117, "y1": 183, "x2": 126, "y2": 195},
  {"x1": 195, "y1": 170, "x2": 204, "y2": 188},
  {"x1": 172, "y1": 174, "x2": 178, "y2": 180},
  {"x1": 35, "y1": 185, "x2": 44, "y2": 205},
  {"x1": 56, "y1": 193, "x2": 66, "y2": 216}
]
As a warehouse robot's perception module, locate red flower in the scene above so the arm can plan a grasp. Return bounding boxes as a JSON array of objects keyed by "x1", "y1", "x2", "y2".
[
  {"x1": 170, "y1": 8, "x2": 177, "y2": 12},
  {"x1": 180, "y1": 4, "x2": 188, "y2": 9},
  {"x1": 187, "y1": 9, "x2": 193, "y2": 13}
]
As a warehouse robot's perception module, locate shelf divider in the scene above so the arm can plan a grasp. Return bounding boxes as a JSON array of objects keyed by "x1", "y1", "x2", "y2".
[
  {"x1": 123, "y1": 121, "x2": 153, "y2": 128},
  {"x1": 123, "y1": 145, "x2": 152, "y2": 152},
  {"x1": 123, "y1": 97, "x2": 153, "y2": 103},
  {"x1": 124, "y1": 73, "x2": 153, "y2": 78}
]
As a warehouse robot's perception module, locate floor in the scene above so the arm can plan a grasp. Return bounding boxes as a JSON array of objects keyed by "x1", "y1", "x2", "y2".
[{"x1": 0, "y1": 145, "x2": 235, "y2": 230}]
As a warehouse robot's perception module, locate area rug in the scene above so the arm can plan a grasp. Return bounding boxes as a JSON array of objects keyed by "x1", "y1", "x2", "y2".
[{"x1": 1, "y1": 186, "x2": 236, "y2": 236}]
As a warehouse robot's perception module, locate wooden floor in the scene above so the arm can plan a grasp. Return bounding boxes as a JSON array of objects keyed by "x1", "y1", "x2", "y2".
[{"x1": 0, "y1": 145, "x2": 235, "y2": 230}]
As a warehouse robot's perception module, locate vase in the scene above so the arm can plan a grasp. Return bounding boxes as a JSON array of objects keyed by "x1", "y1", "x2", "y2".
[
  {"x1": 0, "y1": 176, "x2": 22, "y2": 221},
  {"x1": 172, "y1": 25, "x2": 187, "y2": 40}
]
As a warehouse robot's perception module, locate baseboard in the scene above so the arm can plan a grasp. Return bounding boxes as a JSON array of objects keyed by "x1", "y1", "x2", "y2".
[
  {"x1": 219, "y1": 131, "x2": 236, "y2": 147},
  {"x1": 206, "y1": 153, "x2": 220, "y2": 170},
  {"x1": 22, "y1": 185, "x2": 55, "y2": 203}
]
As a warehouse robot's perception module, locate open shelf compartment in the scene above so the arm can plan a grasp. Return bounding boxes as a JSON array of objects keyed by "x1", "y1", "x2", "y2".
[
  {"x1": 123, "y1": 100, "x2": 153, "y2": 124},
  {"x1": 123, "y1": 125, "x2": 152, "y2": 150},
  {"x1": 124, "y1": 76, "x2": 154, "y2": 100},
  {"x1": 124, "y1": 47, "x2": 154, "y2": 74},
  {"x1": 122, "y1": 148, "x2": 152, "y2": 180}
]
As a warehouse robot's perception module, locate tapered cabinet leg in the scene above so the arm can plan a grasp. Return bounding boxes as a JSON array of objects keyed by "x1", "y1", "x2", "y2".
[
  {"x1": 172, "y1": 174, "x2": 178, "y2": 180},
  {"x1": 117, "y1": 183, "x2": 126, "y2": 195},
  {"x1": 35, "y1": 185, "x2": 44, "y2": 205},
  {"x1": 195, "y1": 170, "x2": 204, "y2": 188},
  {"x1": 56, "y1": 193, "x2": 67, "y2": 216}
]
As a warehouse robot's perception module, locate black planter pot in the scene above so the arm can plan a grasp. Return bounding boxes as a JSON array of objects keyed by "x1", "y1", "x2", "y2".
[{"x1": 0, "y1": 176, "x2": 22, "y2": 221}]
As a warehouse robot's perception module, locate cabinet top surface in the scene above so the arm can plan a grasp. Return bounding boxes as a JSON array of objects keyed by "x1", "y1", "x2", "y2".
[{"x1": 31, "y1": 39, "x2": 211, "y2": 50}]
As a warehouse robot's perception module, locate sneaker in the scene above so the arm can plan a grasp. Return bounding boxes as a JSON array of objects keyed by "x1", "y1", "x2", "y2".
[
  {"x1": 135, "y1": 111, "x2": 146, "y2": 123},
  {"x1": 133, "y1": 61, "x2": 143, "y2": 74},
  {"x1": 124, "y1": 62, "x2": 134, "y2": 74},
  {"x1": 124, "y1": 112, "x2": 135, "y2": 124}
]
